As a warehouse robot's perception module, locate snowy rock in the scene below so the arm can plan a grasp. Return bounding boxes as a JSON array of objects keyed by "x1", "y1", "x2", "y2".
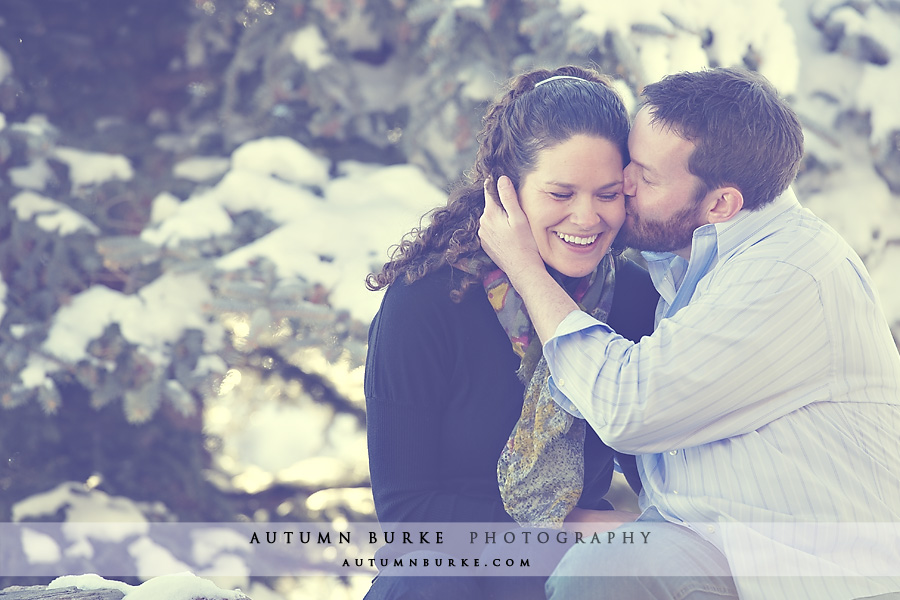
[
  {"x1": 48, "y1": 572, "x2": 250, "y2": 600},
  {"x1": 0, "y1": 586, "x2": 124, "y2": 599}
]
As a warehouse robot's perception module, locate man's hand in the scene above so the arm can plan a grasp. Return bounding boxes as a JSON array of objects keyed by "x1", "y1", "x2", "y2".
[
  {"x1": 478, "y1": 175, "x2": 544, "y2": 280},
  {"x1": 478, "y1": 175, "x2": 579, "y2": 344}
]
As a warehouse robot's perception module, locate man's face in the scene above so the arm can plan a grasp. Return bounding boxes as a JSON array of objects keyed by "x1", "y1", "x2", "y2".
[{"x1": 619, "y1": 107, "x2": 708, "y2": 257}]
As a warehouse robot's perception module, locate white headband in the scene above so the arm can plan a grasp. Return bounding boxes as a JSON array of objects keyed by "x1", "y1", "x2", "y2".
[{"x1": 534, "y1": 75, "x2": 589, "y2": 88}]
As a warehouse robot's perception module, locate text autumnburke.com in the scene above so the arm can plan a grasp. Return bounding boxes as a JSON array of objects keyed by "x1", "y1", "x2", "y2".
[{"x1": 248, "y1": 530, "x2": 653, "y2": 545}]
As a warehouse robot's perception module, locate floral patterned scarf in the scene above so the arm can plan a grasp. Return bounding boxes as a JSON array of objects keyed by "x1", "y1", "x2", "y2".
[{"x1": 457, "y1": 251, "x2": 617, "y2": 527}]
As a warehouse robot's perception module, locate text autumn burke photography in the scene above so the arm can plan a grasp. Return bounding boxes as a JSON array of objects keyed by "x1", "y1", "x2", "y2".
[
  {"x1": 247, "y1": 528, "x2": 653, "y2": 546},
  {"x1": 245, "y1": 526, "x2": 654, "y2": 573}
]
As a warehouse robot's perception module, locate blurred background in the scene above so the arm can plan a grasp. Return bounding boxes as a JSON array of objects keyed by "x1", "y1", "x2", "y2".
[{"x1": 1, "y1": 0, "x2": 898, "y2": 598}]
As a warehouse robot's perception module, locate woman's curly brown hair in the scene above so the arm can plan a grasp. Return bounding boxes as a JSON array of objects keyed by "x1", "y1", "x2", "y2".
[{"x1": 365, "y1": 65, "x2": 630, "y2": 301}]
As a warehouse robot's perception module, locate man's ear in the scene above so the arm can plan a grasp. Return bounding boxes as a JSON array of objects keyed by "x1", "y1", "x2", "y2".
[{"x1": 705, "y1": 186, "x2": 743, "y2": 224}]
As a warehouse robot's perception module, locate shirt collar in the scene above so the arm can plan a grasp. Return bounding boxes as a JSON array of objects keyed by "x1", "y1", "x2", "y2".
[
  {"x1": 712, "y1": 186, "x2": 799, "y2": 260},
  {"x1": 639, "y1": 187, "x2": 800, "y2": 310},
  {"x1": 642, "y1": 187, "x2": 799, "y2": 269}
]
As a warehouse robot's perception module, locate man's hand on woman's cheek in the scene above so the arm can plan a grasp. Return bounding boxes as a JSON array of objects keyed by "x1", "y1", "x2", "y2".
[{"x1": 478, "y1": 175, "x2": 543, "y2": 278}]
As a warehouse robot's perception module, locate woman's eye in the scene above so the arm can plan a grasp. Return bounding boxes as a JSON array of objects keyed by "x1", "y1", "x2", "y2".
[
  {"x1": 599, "y1": 193, "x2": 622, "y2": 201},
  {"x1": 549, "y1": 191, "x2": 572, "y2": 199}
]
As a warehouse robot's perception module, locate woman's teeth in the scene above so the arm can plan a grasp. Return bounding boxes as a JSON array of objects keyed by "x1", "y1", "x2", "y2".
[{"x1": 556, "y1": 232, "x2": 598, "y2": 246}]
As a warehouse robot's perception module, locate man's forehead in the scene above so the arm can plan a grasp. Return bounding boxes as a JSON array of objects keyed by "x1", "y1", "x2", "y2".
[
  {"x1": 633, "y1": 106, "x2": 682, "y2": 138},
  {"x1": 629, "y1": 109, "x2": 696, "y2": 176}
]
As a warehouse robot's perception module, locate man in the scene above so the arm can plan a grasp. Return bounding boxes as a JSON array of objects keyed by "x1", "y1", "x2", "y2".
[{"x1": 478, "y1": 67, "x2": 900, "y2": 600}]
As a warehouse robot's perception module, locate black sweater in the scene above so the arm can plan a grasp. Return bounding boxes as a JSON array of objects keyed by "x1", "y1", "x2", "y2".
[{"x1": 365, "y1": 260, "x2": 659, "y2": 523}]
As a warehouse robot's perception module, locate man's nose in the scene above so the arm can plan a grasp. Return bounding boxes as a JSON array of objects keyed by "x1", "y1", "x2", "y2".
[{"x1": 623, "y1": 163, "x2": 637, "y2": 196}]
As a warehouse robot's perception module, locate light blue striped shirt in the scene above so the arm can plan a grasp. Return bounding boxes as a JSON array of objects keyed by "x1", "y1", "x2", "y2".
[{"x1": 545, "y1": 190, "x2": 900, "y2": 599}]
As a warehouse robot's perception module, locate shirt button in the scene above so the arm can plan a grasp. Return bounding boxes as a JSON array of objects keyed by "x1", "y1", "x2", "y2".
[
  {"x1": 669, "y1": 450, "x2": 678, "y2": 456},
  {"x1": 707, "y1": 525, "x2": 716, "y2": 534},
  {"x1": 673, "y1": 490, "x2": 678, "y2": 495},
  {"x1": 558, "y1": 379, "x2": 565, "y2": 387}
]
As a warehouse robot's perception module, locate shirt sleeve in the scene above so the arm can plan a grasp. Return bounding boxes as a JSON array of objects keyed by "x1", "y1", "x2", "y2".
[{"x1": 544, "y1": 257, "x2": 832, "y2": 453}]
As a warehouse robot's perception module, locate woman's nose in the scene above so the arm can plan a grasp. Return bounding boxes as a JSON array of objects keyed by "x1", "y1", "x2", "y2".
[{"x1": 570, "y1": 196, "x2": 601, "y2": 229}]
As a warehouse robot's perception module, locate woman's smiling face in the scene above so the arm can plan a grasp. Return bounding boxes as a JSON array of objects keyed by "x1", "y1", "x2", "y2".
[{"x1": 517, "y1": 134, "x2": 626, "y2": 278}]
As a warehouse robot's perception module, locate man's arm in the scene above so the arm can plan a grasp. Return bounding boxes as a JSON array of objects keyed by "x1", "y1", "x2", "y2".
[
  {"x1": 480, "y1": 175, "x2": 831, "y2": 454},
  {"x1": 478, "y1": 176, "x2": 579, "y2": 343},
  {"x1": 544, "y1": 259, "x2": 831, "y2": 453}
]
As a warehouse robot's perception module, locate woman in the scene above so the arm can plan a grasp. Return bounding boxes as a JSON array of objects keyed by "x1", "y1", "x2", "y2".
[{"x1": 363, "y1": 65, "x2": 658, "y2": 598}]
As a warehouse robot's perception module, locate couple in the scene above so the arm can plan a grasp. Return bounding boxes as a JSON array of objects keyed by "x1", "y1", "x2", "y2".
[{"x1": 364, "y1": 65, "x2": 900, "y2": 600}]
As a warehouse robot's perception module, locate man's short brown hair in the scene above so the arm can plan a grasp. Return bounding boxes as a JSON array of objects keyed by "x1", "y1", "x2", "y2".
[{"x1": 641, "y1": 67, "x2": 804, "y2": 211}]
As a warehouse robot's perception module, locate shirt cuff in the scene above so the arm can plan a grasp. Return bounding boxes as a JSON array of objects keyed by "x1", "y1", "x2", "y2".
[
  {"x1": 544, "y1": 310, "x2": 614, "y2": 420},
  {"x1": 551, "y1": 309, "x2": 614, "y2": 339}
]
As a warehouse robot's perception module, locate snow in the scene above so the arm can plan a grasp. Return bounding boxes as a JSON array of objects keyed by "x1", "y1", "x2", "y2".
[
  {"x1": 53, "y1": 146, "x2": 134, "y2": 188},
  {"x1": 141, "y1": 140, "x2": 334, "y2": 246},
  {"x1": 17, "y1": 354, "x2": 56, "y2": 391},
  {"x1": 8, "y1": 113, "x2": 55, "y2": 138},
  {"x1": 21, "y1": 528, "x2": 63, "y2": 564},
  {"x1": 231, "y1": 136, "x2": 330, "y2": 188},
  {"x1": 12, "y1": 482, "x2": 149, "y2": 527},
  {"x1": 49, "y1": 572, "x2": 248, "y2": 600},
  {"x1": 128, "y1": 537, "x2": 193, "y2": 579},
  {"x1": 858, "y1": 60, "x2": 900, "y2": 141},
  {"x1": 204, "y1": 363, "x2": 368, "y2": 493},
  {"x1": 40, "y1": 286, "x2": 129, "y2": 363},
  {"x1": 145, "y1": 152, "x2": 444, "y2": 321},
  {"x1": 801, "y1": 162, "x2": 897, "y2": 258},
  {"x1": 141, "y1": 190, "x2": 234, "y2": 245},
  {"x1": 870, "y1": 246, "x2": 900, "y2": 321},
  {"x1": 290, "y1": 25, "x2": 333, "y2": 71},
  {"x1": 173, "y1": 156, "x2": 231, "y2": 182},
  {"x1": 10, "y1": 191, "x2": 100, "y2": 236},
  {"x1": 12, "y1": 482, "x2": 155, "y2": 565},
  {"x1": 50, "y1": 573, "x2": 133, "y2": 594},
  {"x1": 41, "y1": 272, "x2": 222, "y2": 374},
  {"x1": 236, "y1": 401, "x2": 336, "y2": 472},
  {"x1": 4, "y1": 2, "x2": 900, "y2": 599},
  {"x1": 9, "y1": 158, "x2": 54, "y2": 190},
  {"x1": 191, "y1": 528, "x2": 249, "y2": 566},
  {"x1": 149, "y1": 191, "x2": 183, "y2": 224},
  {"x1": 12, "y1": 485, "x2": 255, "y2": 591},
  {"x1": 459, "y1": 64, "x2": 497, "y2": 102},
  {"x1": 561, "y1": 0, "x2": 800, "y2": 93}
]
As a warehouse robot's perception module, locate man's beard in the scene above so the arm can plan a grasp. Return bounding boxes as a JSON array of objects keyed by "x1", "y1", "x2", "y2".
[{"x1": 618, "y1": 197, "x2": 705, "y2": 253}]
